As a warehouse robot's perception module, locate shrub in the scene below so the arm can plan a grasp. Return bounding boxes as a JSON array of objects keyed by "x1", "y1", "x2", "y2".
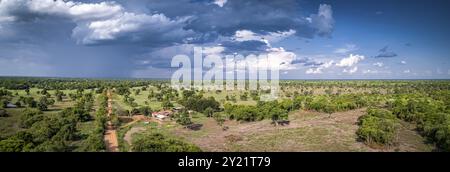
[
  {"x1": 132, "y1": 132, "x2": 201, "y2": 152},
  {"x1": 175, "y1": 111, "x2": 192, "y2": 127},
  {"x1": 20, "y1": 108, "x2": 43, "y2": 128},
  {"x1": 0, "y1": 109, "x2": 8, "y2": 117},
  {"x1": 389, "y1": 96, "x2": 450, "y2": 151},
  {"x1": 357, "y1": 108, "x2": 400, "y2": 146}
]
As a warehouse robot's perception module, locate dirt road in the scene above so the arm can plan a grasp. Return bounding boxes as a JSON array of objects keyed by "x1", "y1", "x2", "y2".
[{"x1": 103, "y1": 90, "x2": 119, "y2": 152}]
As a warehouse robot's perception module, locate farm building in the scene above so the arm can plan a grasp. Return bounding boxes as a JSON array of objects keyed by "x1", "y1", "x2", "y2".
[
  {"x1": 151, "y1": 110, "x2": 173, "y2": 120},
  {"x1": 6, "y1": 103, "x2": 17, "y2": 108},
  {"x1": 173, "y1": 107, "x2": 183, "y2": 112}
]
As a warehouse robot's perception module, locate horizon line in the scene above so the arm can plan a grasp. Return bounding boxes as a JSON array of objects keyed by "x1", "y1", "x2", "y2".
[{"x1": 1, "y1": 75, "x2": 450, "y2": 81}]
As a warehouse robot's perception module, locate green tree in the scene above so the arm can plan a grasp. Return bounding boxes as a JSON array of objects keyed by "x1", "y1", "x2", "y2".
[
  {"x1": 175, "y1": 111, "x2": 192, "y2": 127},
  {"x1": 213, "y1": 113, "x2": 225, "y2": 127},
  {"x1": 55, "y1": 90, "x2": 65, "y2": 102},
  {"x1": 0, "y1": 109, "x2": 8, "y2": 117},
  {"x1": 37, "y1": 96, "x2": 51, "y2": 111},
  {"x1": 162, "y1": 99, "x2": 174, "y2": 110},
  {"x1": 0, "y1": 99, "x2": 7, "y2": 108},
  {"x1": 203, "y1": 107, "x2": 214, "y2": 117},
  {"x1": 138, "y1": 106, "x2": 152, "y2": 116}
]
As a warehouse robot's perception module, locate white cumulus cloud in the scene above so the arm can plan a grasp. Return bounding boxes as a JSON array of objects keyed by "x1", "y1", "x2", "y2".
[
  {"x1": 343, "y1": 66, "x2": 358, "y2": 74},
  {"x1": 213, "y1": 0, "x2": 227, "y2": 7},
  {"x1": 308, "y1": 4, "x2": 334, "y2": 36},
  {"x1": 334, "y1": 44, "x2": 357, "y2": 54},
  {"x1": 2, "y1": 0, "x2": 123, "y2": 21},
  {"x1": 233, "y1": 47, "x2": 296, "y2": 71},
  {"x1": 73, "y1": 12, "x2": 192, "y2": 44},
  {"x1": 233, "y1": 29, "x2": 296, "y2": 47},
  {"x1": 373, "y1": 62, "x2": 384, "y2": 67},
  {"x1": 305, "y1": 60, "x2": 334, "y2": 74},
  {"x1": 336, "y1": 54, "x2": 365, "y2": 67}
]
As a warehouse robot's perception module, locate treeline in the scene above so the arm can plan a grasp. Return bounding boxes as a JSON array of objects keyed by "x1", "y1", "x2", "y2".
[
  {"x1": 0, "y1": 77, "x2": 166, "y2": 90},
  {"x1": 281, "y1": 80, "x2": 450, "y2": 94},
  {"x1": 293, "y1": 94, "x2": 369, "y2": 114},
  {"x1": 79, "y1": 91, "x2": 108, "y2": 151}
]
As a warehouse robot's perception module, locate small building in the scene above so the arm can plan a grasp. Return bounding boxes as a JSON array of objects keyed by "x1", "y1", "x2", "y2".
[
  {"x1": 151, "y1": 110, "x2": 173, "y2": 121},
  {"x1": 173, "y1": 107, "x2": 183, "y2": 113},
  {"x1": 6, "y1": 103, "x2": 17, "y2": 108}
]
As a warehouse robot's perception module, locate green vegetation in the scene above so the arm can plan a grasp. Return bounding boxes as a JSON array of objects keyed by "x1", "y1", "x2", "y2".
[
  {"x1": 388, "y1": 94, "x2": 450, "y2": 151},
  {"x1": 0, "y1": 109, "x2": 7, "y2": 117},
  {"x1": 224, "y1": 101, "x2": 289, "y2": 123},
  {"x1": 0, "y1": 81, "x2": 103, "y2": 151},
  {"x1": 1, "y1": 77, "x2": 450, "y2": 152},
  {"x1": 357, "y1": 108, "x2": 400, "y2": 146},
  {"x1": 78, "y1": 92, "x2": 107, "y2": 152},
  {"x1": 174, "y1": 110, "x2": 193, "y2": 127},
  {"x1": 179, "y1": 91, "x2": 220, "y2": 113},
  {"x1": 132, "y1": 132, "x2": 201, "y2": 152}
]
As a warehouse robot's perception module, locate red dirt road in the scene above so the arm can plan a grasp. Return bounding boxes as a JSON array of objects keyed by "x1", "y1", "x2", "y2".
[{"x1": 104, "y1": 90, "x2": 119, "y2": 152}]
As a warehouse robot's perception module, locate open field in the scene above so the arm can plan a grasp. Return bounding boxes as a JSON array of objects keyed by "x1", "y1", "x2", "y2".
[{"x1": 121, "y1": 108, "x2": 434, "y2": 152}]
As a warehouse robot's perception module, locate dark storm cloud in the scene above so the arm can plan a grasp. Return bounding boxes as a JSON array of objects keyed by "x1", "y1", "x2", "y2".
[
  {"x1": 1, "y1": 0, "x2": 334, "y2": 47},
  {"x1": 220, "y1": 40, "x2": 269, "y2": 54},
  {"x1": 373, "y1": 46, "x2": 398, "y2": 58},
  {"x1": 0, "y1": 0, "x2": 334, "y2": 77},
  {"x1": 139, "y1": 0, "x2": 334, "y2": 38}
]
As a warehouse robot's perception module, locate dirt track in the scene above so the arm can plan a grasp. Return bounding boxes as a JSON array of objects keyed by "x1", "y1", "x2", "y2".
[{"x1": 103, "y1": 90, "x2": 119, "y2": 152}]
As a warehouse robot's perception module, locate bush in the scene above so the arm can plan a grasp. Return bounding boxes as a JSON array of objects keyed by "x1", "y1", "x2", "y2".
[
  {"x1": 139, "y1": 106, "x2": 152, "y2": 116},
  {"x1": 80, "y1": 132, "x2": 105, "y2": 152},
  {"x1": 357, "y1": 108, "x2": 399, "y2": 146},
  {"x1": 175, "y1": 111, "x2": 193, "y2": 127},
  {"x1": 0, "y1": 99, "x2": 7, "y2": 108},
  {"x1": 20, "y1": 108, "x2": 43, "y2": 128},
  {"x1": 132, "y1": 132, "x2": 201, "y2": 152},
  {"x1": 0, "y1": 138, "x2": 27, "y2": 152},
  {"x1": 389, "y1": 96, "x2": 450, "y2": 151},
  {"x1": 130, "y1": 106, "x2": 152, "y2": 116},
  {"x1": 0, "y1": 109, "x2": 8, "y2": 117},
  {"x1": 419, "y1": 112, "x2": 450, "y2": 151}
]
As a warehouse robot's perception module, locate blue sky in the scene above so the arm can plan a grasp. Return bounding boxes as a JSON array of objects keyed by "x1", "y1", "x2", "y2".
[{"x1": 0, "y1": 0, "x2": 449, "y2": 79}]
